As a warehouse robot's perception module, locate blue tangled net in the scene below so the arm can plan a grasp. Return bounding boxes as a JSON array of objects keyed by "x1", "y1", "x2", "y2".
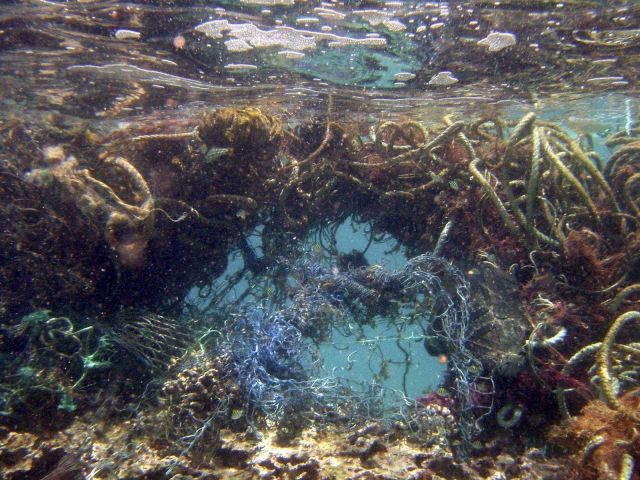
[
  {"x1": 293, "y1": 253, "x2": 487, "y2": 442},
  {"x1": 221, "y1": 306, "x2": 339, "y2": 425},
  {"x1": 218, "y1": 252, "x2": 487, "y2": 446}
]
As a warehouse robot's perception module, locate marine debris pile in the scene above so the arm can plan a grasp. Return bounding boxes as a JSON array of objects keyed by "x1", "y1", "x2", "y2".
[{"x1": 1, "y1": 104, "x2": 639, "y2": 479}]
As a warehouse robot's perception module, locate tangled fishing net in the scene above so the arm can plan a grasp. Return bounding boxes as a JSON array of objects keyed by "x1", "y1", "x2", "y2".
[
  {"x1": 193, "y1": 250, "x2": 490, "y2": 451},
  {"x1": 221, "y1": 306, "x2": 337, "y2": 429}
]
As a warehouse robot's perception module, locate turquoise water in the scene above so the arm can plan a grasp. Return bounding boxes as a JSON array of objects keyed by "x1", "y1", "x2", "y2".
[{"x1": 194, "y1": 219, "x2": 444, "y2": 406}]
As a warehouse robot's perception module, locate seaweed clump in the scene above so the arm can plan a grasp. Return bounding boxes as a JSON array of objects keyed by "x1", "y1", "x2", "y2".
[
  {"x1": 550, "y1": 390, "x2": 640, "y2": 480},
  {"x1": 198, "y1": 106, "x2": 283, "y2": 163},
  {"x1": 0, "y1": 106, "x2": 286, "y2": 316}
]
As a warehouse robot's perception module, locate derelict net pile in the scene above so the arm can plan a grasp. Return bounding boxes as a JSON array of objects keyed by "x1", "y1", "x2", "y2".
[
  {"x1": 222, "y1": 305, "x2": 341, "y2": 426},
  {"x1": 189, "y1": 251, "x2": 480, "y2": 445},
  {"x1": 1, "y1": 103, "x2": 639, "y2": 474}
]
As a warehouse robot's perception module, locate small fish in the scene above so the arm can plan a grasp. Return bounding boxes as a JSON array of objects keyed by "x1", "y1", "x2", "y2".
[
  {"x1": 393, "y1": 72, "x2": 416, "y2": 82},
  {"x1": 468, "y1": 363, "x2": 480, "y2": 374},
  {"x1": 230, "y1": 408, "x2": 244, "y2": 420},
  {"x1": 264, "y1": 286, "x2": 274, "y2": 297},
  {"x1": 564, "y1": 115, "x2": 614, "y2": 137},
  {"x1": 429, "y1": 171, "x2": 444, "y2": 183},
  {"x1": 236, "y1": 209, "x2": 248, "y2": 221},
  {"x1": 436, "y1": 386, "x2": 449, "y2": 396},
  {"x1": 471, "y1": 440, "x2": 484, "y2": 450},
  {"x1": 573, "y1": 29, "x2": 640, "y2": 48},
  {"x1": 346, "y1": 351, "x2": 357, "y2": 371},
  {"x1": 312, "y1": 242, "x2": 323, "y2": 253},
  {"x1": 204, "y1": 145, "x2": 234, "y2": 163},
  {"x1": 115, "y1": 29, "x2": 141, "y2": 41}
]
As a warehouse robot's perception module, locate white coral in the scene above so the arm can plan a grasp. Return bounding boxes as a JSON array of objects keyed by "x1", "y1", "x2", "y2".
[
  {"x1": 428, "y1": 71, "x2": 458, "y2": 86},
  {"x1": 477, "y1": 32, "x2": 517, "y2": 52}
]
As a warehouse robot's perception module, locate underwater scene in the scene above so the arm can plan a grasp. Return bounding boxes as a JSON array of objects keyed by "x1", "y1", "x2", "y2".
[{"x1": 1, "y1": 0, "x2": 640, "y2": 479}]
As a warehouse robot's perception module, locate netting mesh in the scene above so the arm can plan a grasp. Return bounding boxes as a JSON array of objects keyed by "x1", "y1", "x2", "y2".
[{"x1": 206, "y1": 248, "x2": 489, "y2": 449}]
